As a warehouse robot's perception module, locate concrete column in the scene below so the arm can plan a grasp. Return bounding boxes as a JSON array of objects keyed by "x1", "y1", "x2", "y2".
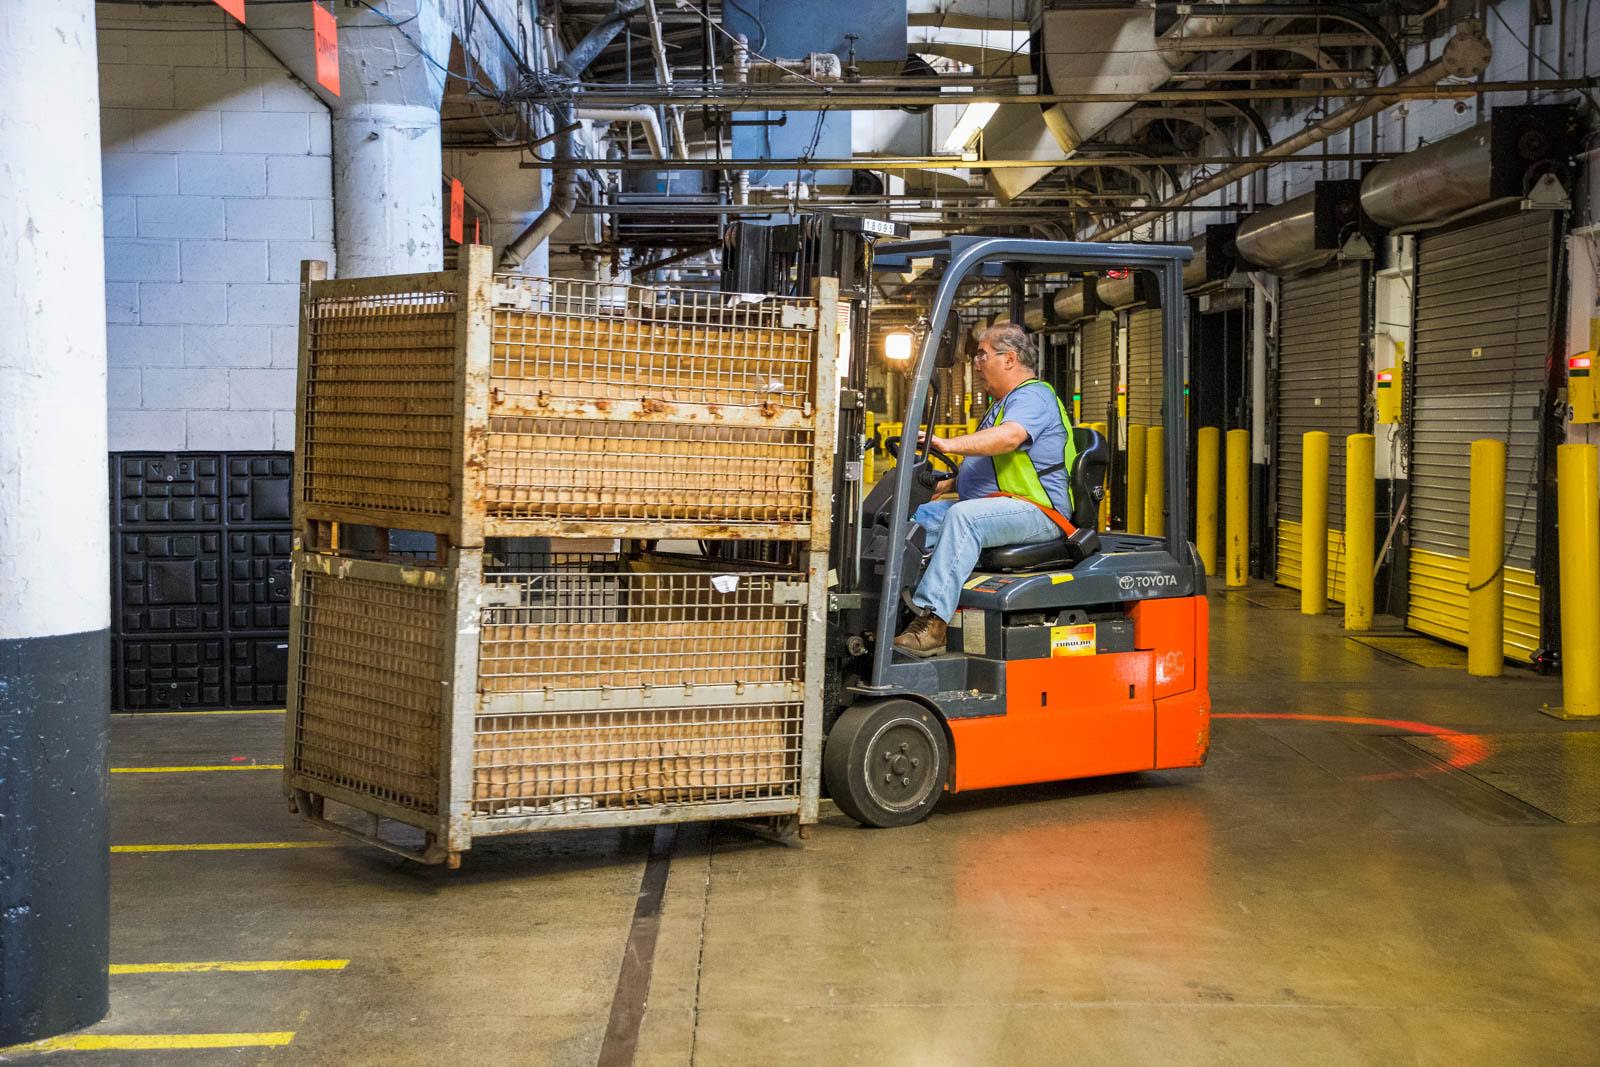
[
  {"x1": 448, "y1": 148, "x2": 552, "y2": 277},
  {"x1": 332, "y1": 102, "x2": 445, "y2": 276},
  {"x1": 0, "y1": 0, "x2": 111, "y2": 1045}
]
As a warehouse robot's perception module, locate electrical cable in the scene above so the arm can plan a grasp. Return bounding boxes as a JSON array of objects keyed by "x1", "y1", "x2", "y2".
[{"x1": 723, "y1": 0, "x2": 766, "y2": 55}]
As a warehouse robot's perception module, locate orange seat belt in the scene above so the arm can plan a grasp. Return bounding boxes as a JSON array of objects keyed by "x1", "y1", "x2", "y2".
[{"x1": 987, "y1": 491, "x2": 1077, "y2": 539}]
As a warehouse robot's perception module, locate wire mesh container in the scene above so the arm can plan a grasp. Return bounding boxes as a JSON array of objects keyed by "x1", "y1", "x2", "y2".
[{"x1": 293, "y1": 254, "x2": 837, "y2": 545}]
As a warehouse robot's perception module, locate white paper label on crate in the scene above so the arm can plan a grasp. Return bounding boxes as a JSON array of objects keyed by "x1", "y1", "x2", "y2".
[
  {"x1": 712, "y1": 574, "x2": 740, "y2": 594},
  {"x1": 734, "y1": 292, "x2": 766, "y2": 304}
]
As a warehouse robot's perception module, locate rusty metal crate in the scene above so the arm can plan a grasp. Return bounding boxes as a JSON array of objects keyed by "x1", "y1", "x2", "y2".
[
  {"x1": 284, "y1": 546, "x2": 826, "y2": 865},
  {"x1": 294, "y1": 250, "x2": 839, "y2": 546}
]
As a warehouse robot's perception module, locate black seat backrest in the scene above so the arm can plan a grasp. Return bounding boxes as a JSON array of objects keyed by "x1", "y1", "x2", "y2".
[{"x1": 1069, "y1": 426, "x2": 1111, "y2": 531}]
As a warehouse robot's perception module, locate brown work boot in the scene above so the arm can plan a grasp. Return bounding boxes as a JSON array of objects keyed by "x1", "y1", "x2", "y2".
[{"x1": 894, "y1": 613, "x2": 947, "y2": 657}]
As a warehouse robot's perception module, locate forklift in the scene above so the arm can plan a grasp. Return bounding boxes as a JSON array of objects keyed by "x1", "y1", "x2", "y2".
[{"x1": 809, "y1": 235, "x2": 1212, "y2": 828}]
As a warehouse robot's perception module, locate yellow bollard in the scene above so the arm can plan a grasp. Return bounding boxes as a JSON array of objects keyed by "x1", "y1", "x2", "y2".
[
  {"x1": 1126, "y1": 423, "x2": 1147, "y2": 535},
  {"x1": 1344, "y1": 434, "x2": 1376, "y2": 632},
  {"x1": 1225, "y1": 429, "x2": 1249, "y2": 588},
  {"x1": 1467, "y1": 438, "x2": 1506, "y2": 676},
  {"x1": 1196, "y1": 427, "x2": 1220, "y2": 575},
  {"x1": 1556, "y1": 444, "x2": 1600, "y2": 717},
  {"x1": 862, "y1": 411, "x2": 876, "y2": 484},
  {"x1": 1144, "y1": 425, "x2": 1166, "y2": 536},
  {"x1": 1301, "y1": 431, "x2": 1329, "y2": 615}
]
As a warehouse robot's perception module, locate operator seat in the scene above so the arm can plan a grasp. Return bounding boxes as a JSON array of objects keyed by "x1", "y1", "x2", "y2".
[{"x1": 977, "y1": 426, "x2": 1112, "y2": 571}]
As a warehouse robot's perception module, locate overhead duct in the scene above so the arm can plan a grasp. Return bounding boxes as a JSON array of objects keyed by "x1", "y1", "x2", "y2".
[
  {"x1": 1360, "y1": 105, "x2": 1583, "y2": 228},
  {"x1": 1235, "y1": 181, "x2": 1362, "y2": 273},
  {"x1": 1017, "y1": 234, "x2": 1208, "y2": 329},
  {"x1": 1094, "y1": 21, "x2": 1493, "y2": 241},
  {"x1": 985, "y1": 3, "x2": 1265, "y2": 203}
]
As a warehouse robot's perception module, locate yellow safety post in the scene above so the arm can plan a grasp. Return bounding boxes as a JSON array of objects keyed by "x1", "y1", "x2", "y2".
[
  {"x1": 1144, "y1": 425, "x2": 1165, "y2": 536},
  {"x1": 1301, "y1": 430, "x2": 1329, "y2": 615},
  {"x1": 1126, "y1": 424, "x2": 1147, "y2": 535},
  {"x1": 1467, "y1": 438, "x2": 1506, "y2": 676},
  {"x1": 862, "y1": 410, "x2": 876, "y2": 484},
  {"x1": 1344, "y1": 433, "x2": 1375, "y2": 632},
  {"x1": 1195, "y1": 427, "x2": 1220, "y2": 575},
  {"x1": 1225, "y1": 429, "x2": 1250, "y2": 588},
  {"x1": 1556, "y1": 444, "x2": 1600, "y2": 717}
]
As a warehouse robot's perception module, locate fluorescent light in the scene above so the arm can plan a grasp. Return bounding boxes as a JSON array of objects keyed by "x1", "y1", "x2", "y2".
[
  {"x1": 942, "y1": 102, "x2": 999, "y2": 154},
  {"x1": 884, "y1": 331, "x2": 914, "y2": 362}
]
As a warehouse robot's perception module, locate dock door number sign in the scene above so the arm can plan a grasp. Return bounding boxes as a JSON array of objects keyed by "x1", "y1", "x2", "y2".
[{"x1": 313, "y1": 2, "x2": 341, "y2": 96}]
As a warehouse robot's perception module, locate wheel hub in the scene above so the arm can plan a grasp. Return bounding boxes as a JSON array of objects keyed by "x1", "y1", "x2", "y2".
[{"x1": 867, "y1": 725, "x2": 937, "y2": 812}]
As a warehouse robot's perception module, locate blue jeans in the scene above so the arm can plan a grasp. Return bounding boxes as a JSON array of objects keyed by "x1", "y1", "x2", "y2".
[{"x1": 910, "y1": 497, "x2": 1059, "y2": 621}]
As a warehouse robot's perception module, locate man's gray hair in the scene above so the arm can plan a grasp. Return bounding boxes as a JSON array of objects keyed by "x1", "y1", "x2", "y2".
[{"x1": 979, "y1": 322, "x2": 1038, "y2": 371}]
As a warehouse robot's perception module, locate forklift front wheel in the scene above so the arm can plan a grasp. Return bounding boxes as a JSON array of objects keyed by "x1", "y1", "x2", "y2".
[{"x1": 823, "y1": 700, "x2": 949, "y2": 828}]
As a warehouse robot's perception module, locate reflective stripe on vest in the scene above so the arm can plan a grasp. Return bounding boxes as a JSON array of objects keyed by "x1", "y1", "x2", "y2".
[{"x1": 990, "y1": 379, "x2": 1076, "y2": 515}]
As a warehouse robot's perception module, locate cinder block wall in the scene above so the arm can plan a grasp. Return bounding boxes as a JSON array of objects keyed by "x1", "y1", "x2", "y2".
[{"x1": 97, "y1": 4, "x2": 333, "y2": 452}]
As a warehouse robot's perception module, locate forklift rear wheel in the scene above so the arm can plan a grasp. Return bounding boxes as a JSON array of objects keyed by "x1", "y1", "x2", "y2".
[{"x1": 823, "y1": 700, "x2": 949, "y2": 828}]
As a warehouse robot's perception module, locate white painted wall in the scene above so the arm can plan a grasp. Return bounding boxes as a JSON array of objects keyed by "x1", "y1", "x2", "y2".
[
  {"x1": 1, "y1": 0, "x2": 110, "y2": 640},
  {"x1": 96, "y1": 3, "x2": 334, "y2": 454}
]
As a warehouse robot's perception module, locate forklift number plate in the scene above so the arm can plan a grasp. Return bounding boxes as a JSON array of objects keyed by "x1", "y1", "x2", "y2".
[{"x1": 1050, "y1": 624, "x2": 1097, "y2": 657}]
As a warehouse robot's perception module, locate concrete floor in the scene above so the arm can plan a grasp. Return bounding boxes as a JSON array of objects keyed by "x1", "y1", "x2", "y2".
[{"x1": 10, "y1": 582, "x2": 1600, "y2": 1064}]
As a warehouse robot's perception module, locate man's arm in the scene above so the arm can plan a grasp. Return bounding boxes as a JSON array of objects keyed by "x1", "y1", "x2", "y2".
[{"x1": 926, "y1": 421, "x2": 1027, "y2": 457}]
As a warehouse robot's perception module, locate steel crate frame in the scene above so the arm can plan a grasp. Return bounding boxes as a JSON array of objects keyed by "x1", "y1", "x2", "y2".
[
  {"x1": 284, "y1": 247, "x2": 839, "y2": 864},
  {"x1": 292, "y1": 248, "x2": 838, "y2": 547}
]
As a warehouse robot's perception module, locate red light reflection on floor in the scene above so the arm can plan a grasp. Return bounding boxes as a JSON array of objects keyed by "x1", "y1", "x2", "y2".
[{"x1": 1213, "y1": 712, "x2": 1492, "y2": 776}]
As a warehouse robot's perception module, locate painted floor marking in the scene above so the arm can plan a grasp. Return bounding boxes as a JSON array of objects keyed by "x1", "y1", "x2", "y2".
[
  {"x1": 111, "y1": 764, "x2": 284, "y2": 774},
  {"x1": 5, "y1": 1032, "x2": 295, "y2": 1053},
  {"x1": 111, "y1": 959, "x2": 349, "y2": 975},
  {"x1": 112, "y1": 841, "x2": 335, "y2": 854}
]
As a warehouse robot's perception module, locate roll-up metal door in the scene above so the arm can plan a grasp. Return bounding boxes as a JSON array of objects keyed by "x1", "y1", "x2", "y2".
[
  {"x1": 1125, "y1": 308, "x2": 1163, "y2": 429},
  {"x1": 1273, "y1": 261, "x2": 1365, "y2": 601},
  {"x1": 1079, "y1": 317, "x2": 1115, "y2": 429},
  {"x1": 1406, "y1": 210, "x2": 1553, "y2": 662}
]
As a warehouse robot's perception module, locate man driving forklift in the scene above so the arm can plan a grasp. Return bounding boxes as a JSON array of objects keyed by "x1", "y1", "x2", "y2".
[{"x1": 894, "y1": 322, "x2": 1078, "y2": 657}]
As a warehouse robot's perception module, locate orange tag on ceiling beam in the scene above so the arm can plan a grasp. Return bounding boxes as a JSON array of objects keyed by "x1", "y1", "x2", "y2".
[
  {"x1": 449, "y1": 179, "x2": 464, "y2": 244},
  {"x1": 213, "y1": 0, "x2": 245, "y2": 22},
  {"x1": 312, "y1": 2, "x2": 340, "y2": 96}
]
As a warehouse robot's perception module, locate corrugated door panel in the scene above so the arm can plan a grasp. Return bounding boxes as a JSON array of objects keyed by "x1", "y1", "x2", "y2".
[
  {"x1": 1125, "y1": 308, "x2": 1163, "y2": 429},
  {"x1": 1273, "y1": 519, "x2": 1346, "y2": 599},
  {"x1": 1274, "y1": 261, "x2": 1364, "y2": 598},
  {"x1": 1079, "y1": 318, "x2": 1116, "y2": 428},
  {"x1": 1406, "y1": 211, "x2": 1552, "y2": 663}
]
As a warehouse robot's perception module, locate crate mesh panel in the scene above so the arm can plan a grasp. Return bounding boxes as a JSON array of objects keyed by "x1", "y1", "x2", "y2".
[
  {"x1": 292, "y1": 569, "x2": 449, "y2": 814},
  {"x1": 474, "y1": 704, "x2": 803, "y2": 815},
  {"x1": 301, "y1": 284, "x2": 458, "y2": 519},
  {"x1": 478, "y1": 560, "x2": 805, "y2": 693},
  {"x1": 486, "y1": 416, "x2": 814, "y2": 523},
  {"x1": 492, "y1": 277, "x2": 815, "y2": 409}
]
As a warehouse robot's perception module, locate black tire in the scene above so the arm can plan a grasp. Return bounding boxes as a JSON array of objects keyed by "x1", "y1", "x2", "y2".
[{"x1": 823, "y1": 699, "x2": 949, "y2": 828}]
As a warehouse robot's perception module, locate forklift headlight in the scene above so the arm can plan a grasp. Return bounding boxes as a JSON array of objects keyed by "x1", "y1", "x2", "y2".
[{"x1": 884, "y1": 331, "x2": 914, "y2": 363}]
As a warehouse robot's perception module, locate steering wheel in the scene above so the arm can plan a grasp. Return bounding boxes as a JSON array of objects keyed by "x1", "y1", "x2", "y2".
[{"x1": 883, "y1": 434, "x2": 959, "y2": 483}]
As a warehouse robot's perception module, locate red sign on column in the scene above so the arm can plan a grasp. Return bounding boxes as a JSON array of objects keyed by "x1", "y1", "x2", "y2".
[
  {"x1": 213, "y1": 0, "x2": 246, "y2": 22},
  {"x1": 312, "y1": 2, "x2": 340, "y2": 96},
  {"x1": 449, "y1": 179, "x2": 465, "y2": 244}
]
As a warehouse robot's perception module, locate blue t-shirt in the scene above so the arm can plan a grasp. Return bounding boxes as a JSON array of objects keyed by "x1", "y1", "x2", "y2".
[{"x1": 955, "y1": 381, "x2": 1073, "y2": 513}]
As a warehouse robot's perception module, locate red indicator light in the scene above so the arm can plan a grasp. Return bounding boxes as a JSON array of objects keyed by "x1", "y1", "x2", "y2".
[
  {"x1": 1377, "y1": 371, "x2": 1393, "y2": 383},
  {"x1": 1117, "y1": 384, "x2": 1127, "y2": 394},
  {"x1": 1106, "y1": 269, "x2": 1130, "y2": 279},
  {"x1": 1571, "y1": 355, "x2": 1593, "y2": 370}
]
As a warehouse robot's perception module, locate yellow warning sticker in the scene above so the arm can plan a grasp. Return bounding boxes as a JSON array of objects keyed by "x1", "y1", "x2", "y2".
[
  {"x1": 1050, "y1": 624, "x2": 1096, "y2": 657},
  {"x1": 963, "y1": 575, "x2": 990, "y2": 590},
  {"x1": 1050, "y1": 573, "x2": 1074, "y2": 584}
]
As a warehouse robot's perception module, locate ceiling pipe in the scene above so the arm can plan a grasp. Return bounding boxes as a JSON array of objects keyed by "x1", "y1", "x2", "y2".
[
  {"x1": 501, "y1": 0, "x2": 646, "y2": 270},
  {"x1": 1092, "y1": 21, "x2": 1491, "y2": 242},
  {"x1": 575, "y1": 105, "x2": 665, "y2": 159}
]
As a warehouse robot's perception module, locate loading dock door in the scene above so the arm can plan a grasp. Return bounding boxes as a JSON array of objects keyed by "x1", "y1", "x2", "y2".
[
  {"x1": 1273, "y1": 261, "x2": 1366, "y2": 602},
  {"x1": 1124, "y1": 307, "x2": 1163, "y2": 431},
  {"x1": 1406, "y1": 211, "x2": 1554, "y2": 662},
  {"x1": 1079, "y1": 317, "x2": 1116, "y2": 430}
]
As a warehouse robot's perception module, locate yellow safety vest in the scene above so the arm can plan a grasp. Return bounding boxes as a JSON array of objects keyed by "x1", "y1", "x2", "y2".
[{"x1": 990, "y1": 378, "x2": 1076, "y2": 516}]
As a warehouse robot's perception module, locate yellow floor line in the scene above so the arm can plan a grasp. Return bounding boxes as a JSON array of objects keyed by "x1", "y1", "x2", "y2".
[
  {"x1": 7, "y1": 1032, "x2": 295, "y2": 1053},
  {"x1": 121, "y1": 708, "x2": 285, "y2": 717},
  {"x1": 112, "y1": 841, "x2": 335, "y2": 854},
  {"x1": 111, "y1": 764, "x2": 284, "y2": 774},
  {"x1": 111, "y1": 959, "x2": 348, "y2": 975}
]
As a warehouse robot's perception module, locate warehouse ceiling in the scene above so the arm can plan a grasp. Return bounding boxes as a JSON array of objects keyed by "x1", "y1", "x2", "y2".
[{"x1": 433, "y1": 0, "x2": 1589, "y2": 267}]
